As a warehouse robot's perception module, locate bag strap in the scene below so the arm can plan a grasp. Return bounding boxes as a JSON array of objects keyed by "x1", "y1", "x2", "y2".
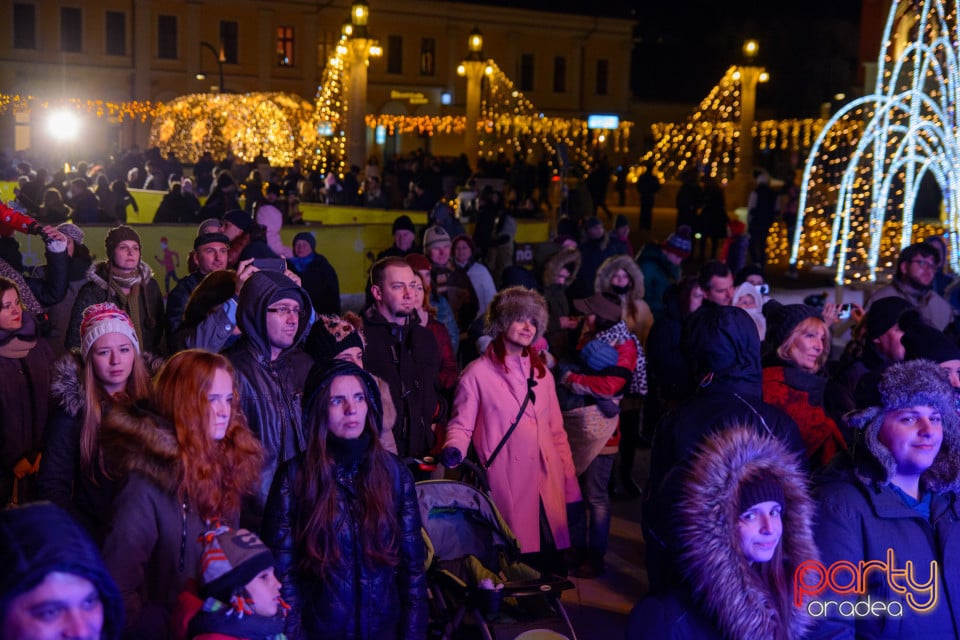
[{"x1": 484, "y1": 365, "x2": 537, "y2": 470}]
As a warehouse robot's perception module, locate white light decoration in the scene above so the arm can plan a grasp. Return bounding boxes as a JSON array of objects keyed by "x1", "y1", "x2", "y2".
[
  {"x1": 792, "y1": 0, "x2": 960, "y2": 283},
  {"x1": 47, "y1": 109, "x2": 80, "y2": 141}
]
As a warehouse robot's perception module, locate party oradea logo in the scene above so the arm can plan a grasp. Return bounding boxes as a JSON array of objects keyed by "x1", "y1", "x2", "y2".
[{"x1": 794, "y1": 549, "x2": 938, "y2": 618}]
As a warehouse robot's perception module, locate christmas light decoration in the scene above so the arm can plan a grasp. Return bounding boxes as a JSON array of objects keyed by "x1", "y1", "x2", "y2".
[{"x1": 793, "y1": 0, "x2": 960, "y2": 283}]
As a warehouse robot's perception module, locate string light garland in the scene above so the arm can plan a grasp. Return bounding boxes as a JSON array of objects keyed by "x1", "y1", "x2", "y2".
[
  {"x1": 0, "y1": 94, "x2": 159, "y2": 122},
  {"x1": 792, "y1": 0, "x2": 960, "y2": 283}
]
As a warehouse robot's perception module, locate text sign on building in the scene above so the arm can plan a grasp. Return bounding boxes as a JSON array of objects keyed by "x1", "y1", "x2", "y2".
[
  {"x1": 587, "y1": 114, "x2": 619, "y2": 130},
  {"x1": 390, "y1": 90, "x2": 429, "y2": 105}
]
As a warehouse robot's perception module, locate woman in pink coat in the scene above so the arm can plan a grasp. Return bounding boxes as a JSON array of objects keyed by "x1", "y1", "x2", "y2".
[{"x1": 440, "y1": 287, "x2": 581, "y2": 566}]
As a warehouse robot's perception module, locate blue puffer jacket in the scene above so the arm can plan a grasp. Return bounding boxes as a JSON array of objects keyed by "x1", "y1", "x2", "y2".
[{"x1": 262, "y1": 451, "x2": 428, "y2": 640}]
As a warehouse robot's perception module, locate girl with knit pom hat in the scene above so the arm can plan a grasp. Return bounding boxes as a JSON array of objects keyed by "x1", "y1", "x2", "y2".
[{"x1": 38, "y1": 302, "x2": 154, "y2": 542}]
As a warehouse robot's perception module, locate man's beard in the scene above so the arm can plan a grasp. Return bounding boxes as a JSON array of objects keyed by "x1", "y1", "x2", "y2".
[{"x1": 904, "y1": 273, "x2": 933, "y2": 291}]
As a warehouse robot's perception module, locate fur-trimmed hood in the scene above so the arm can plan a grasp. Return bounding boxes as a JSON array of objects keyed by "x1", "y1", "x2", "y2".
[
  {"x1": 484, "y1": 286, "x2": 549, "y2": 342},
  {"x1": 594, "y1": 254, "x2": 645, "y2": 301},
  {"x1": 50, "y1": 350, "x2": 164, "y2": 418},
  {"x1": 100, "y1": 402, "x2": 181, "y2": 494},
  {"x1": 847, "y1": 359, "x2": 960, "y2": 493},
  {"x1": 86, "y1": 259, "x2": 155, "y2": 291},
  {"x1": 542, "y1": 246, "x2": 581, "y2": 290},
  {"x1": 678, "y1": 426, "x2": 818, "y2": 640}
]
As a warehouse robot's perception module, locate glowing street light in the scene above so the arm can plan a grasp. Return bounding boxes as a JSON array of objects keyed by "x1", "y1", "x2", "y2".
[
  {"x1": 47, "y1": 110, "x2": 80, "y2": 141},
  {"x1": 743, "y1": 39, "x2": 759, "y2": 61}
]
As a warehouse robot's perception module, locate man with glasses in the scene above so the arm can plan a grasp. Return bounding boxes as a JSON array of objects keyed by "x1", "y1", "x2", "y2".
[
  {"x1": 224, "y1": 269, "x2": 314, "y2": 525},
  {"x1": 868, "y1": 241, "x2": 953, "y2": 331}
]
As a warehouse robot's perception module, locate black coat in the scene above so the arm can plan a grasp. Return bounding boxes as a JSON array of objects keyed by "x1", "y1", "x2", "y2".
[
  {"x1": 262, "y1": 452, "x2": 428, "y2": 640},
  {"x1": 362, "y1": 308, "x2": 440, "y2": 458},
  {"x1": 291, "y1": 253, "x2": 341, "y2": 316},
  {"x1": 164, "y1": 271, "x2": 203, "y2": 350}
]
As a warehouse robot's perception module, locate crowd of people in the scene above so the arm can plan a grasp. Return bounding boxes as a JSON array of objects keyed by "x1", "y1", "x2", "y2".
[{"x1": 3, "y1": 150, "x2": 960, "y2": 639}]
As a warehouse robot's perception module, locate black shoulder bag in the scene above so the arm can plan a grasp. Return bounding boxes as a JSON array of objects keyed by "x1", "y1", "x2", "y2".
[{"x1": 484, "y1": 366, "x2": 537, "y2": 470}]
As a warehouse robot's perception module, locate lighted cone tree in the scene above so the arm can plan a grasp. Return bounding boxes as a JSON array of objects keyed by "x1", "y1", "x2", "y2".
[
  {"x1": 792, "y1": 0, "x2": 960, "y2": 283},
  {"x1": 149, "y1": 92, "x2": 319, "y2": 168}
]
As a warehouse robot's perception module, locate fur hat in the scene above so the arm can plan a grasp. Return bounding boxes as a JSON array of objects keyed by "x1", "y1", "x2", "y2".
[
  {"x1": 392, "y1": 215, "x2": 416, "y2": 234},
  {"x1": 105, "y1": 224, "x2": 141, "y2": 257},
  {"x1": 485, "y1": 286, "x2": 549, "y2": 342},
  {"x1": 865, "y1": 296, "x2": 914, "y2": 341},
  {"x1": 663, "y1": 225, "x2": 692, "y2": 258},
  {"x1": 423, "y1": 225, "x2": 451, "y2": 250},
  {"x1": 305, "y1": 314, "x2": 365, "y2": 363},
  {"x1": 199, "y1": 524, "x2": 275, "y2": 604},
  {"x1": 80, "y1": 302, "x2": 140, "y2": 358},
  {"x1": 194, "y1": 232, "x2": 230, "y2": 251},
  {"x1": 183, "y1": 271, "x2": 239, "y2": 330},
  {"x1": 848, "y1": 359, "x2": 960, "y2": 492},
  {"x1": 762, "y1": 301, "x2": 819, "y2": 350},
  {"x1": 222, "y1": 209, "x2": 252, "y2": 232},
  {"x1": 56, "y1": 222, "x2": 84, "y2": 246}
]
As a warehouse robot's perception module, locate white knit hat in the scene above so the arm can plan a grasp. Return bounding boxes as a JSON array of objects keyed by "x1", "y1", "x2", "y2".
[{"x1": 79, "y1": 303, "x2": 140, "y2": 358}]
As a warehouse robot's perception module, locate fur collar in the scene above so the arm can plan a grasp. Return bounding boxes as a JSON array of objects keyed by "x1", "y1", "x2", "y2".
[
  {"x1": 678, "y1": 426, "x2": 818, "y2": 640},
  {"x1": 594, "y1": 254, "x2": 646, "y2": 300},
  {"x1": 542, "y1": 246, "x2": 581, "y2": 288},
  {"x1": 100, "y1": 403, "x2": 181, "y2": 493},
  {"x1": 86, "y1": 260, "x2": 155, "y2": 291},
  {"x1": 51, "y1": 350, "x2": 164, "y2": 418}
]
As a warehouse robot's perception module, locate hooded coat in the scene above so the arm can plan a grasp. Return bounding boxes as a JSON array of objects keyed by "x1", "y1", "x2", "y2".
[
  {"x1": 813, "y1": 360, "x2": 960, "y2": 638},
  {"x1": 594, "y1": 254, "x2": 654, "y2": 347},
  {"x1": 541, "y1": 246, "x2": 581, "y2": 361},
  {"x1": 630, "y1": 427, "x2": 818, "y2": 639},
  {"x1": 223, "y1": 271, "x2": 314, "y2": 521},
  {"x1": 99, "y1": 404, "x2": 208, "y2": 640},
  {"x1": 636, "y1": 243, "x2": 681, "y2": 319},
  {"x1": 643, "y1": 305, "x2": 806, "y2": 590},
  {"x1": 444, "y1": 288, "x2": 581, "y2": 553},
  {"x1": 66, "y1": 260, "x2": 165, "y2": 354}
]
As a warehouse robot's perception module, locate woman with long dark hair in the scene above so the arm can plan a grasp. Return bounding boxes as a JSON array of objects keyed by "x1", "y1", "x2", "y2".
[
  {"x1": 100, "y1": 350, "x2": 263, "y2": 640},
  {"x1": 263, "y1": 360, "x2": 427, "y2": 640}
]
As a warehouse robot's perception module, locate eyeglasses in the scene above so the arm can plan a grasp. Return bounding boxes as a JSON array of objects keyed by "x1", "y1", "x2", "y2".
[
  {"x1": 1, "y1": 298, "x2": 22, "y2": 311},
  {"x1": 266, "y1": 306, "x2": 304, "y2": 318},
  {"x1": 910, "y1": 259, "x2": 937, "y2": 270}
]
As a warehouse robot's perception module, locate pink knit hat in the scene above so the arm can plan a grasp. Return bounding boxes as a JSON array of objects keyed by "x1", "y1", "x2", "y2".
[{"x1": 79, "y1": 303, "x2": 140, "y2": 358}]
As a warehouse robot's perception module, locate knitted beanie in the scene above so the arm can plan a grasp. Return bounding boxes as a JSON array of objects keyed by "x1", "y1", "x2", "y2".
[
  {"x1": 199, "y1": 525, "x2": 275, "y2": 604},
  {"x1": 305, "y1": 314, "x2": 365, "y2": 363},
  {"x1": 194, "y1": 232, "x2": 230, "y2": 251},
  {"x1": 56, "y1": 222, "x2": 84, "y2": 246},
  {"x1": 902, "y1": 321, "x2": 960, "y2": 364},
  {"x1": 80, "y1": 302, "x2": 140, "y2": 358},
  {"x1": 738, "y1": 471, "x2": 785, "y2": 513},
  {"x1": 197, "y1": 218, "x2": 223, "y2": 235},
  {"x1": 865, "y1": 296, "x2": 914, "y2": 341},
  {"x1": 614, "y1": 214, "x2": 630, "y2": 230},
  {"x1": 392, "y1": 215, "x2": 416, "y2": 234},
  {"x1": 763, "y1": 301, "x2": 819, "y2": 350},
  {"x1": 104, "y1": 224, "x2": 141, "y2": 257},
  {"x1": 293, "y1": 231, "x2": 317, "y2": 253},
  {"x1": 663, "y1": 225, "x2": 693, "y2": 258},
  {"x1": 222, "y1": 209, "x2": 253, "y2": 232},
  {"x1": 423, "y1": 225, "x2": 451, "y2": 250}
]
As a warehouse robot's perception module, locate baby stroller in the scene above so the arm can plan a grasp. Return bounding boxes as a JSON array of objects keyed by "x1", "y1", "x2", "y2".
[{"x1": 415, "y1": 459, "x2": 578, "y2": 640}]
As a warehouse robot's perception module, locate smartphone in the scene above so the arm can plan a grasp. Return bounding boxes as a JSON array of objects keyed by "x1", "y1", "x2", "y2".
[
  {"x1": 838, "y1": 303, "x2": 852, "y2": 320},
  {"x1": 252, "y1": 257, "x2": 286, "y2": 272},
  {"x1": 757, "y1": 283, "x2": 770, "y2": 295}
]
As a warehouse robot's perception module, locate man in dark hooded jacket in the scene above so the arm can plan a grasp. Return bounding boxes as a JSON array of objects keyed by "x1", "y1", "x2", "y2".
[
  {"x1": 223, "y1": 270, "x2": 314, "y2": 524},
  {"x1": 642, "y1": 305, "x2": 805, "y2": 590}
]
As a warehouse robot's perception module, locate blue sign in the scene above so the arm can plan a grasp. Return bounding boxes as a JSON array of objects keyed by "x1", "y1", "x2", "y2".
[{"x1": 587, "y1": 114, "x2": 619, "y2": 130}]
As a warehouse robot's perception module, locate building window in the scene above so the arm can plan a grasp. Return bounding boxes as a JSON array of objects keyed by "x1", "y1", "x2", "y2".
[
  {"x1": 105, "y1": 11, "x2": 126, "y2": 56},
  {"x1": 60, "y1": 7, "x2": 82, "y2": 53},
  {"x1": 276, "y1": 26, "x2": 294, "y2": 66},
  {"x1": 13, "y1": 4, "x2": 36, "y2": 50},
  {"x1": 520, "y1": 54, "x2": 534, "y2": 92},
  {"x1": 419, "y1": 38, "x2": 435, "y2": 76},
  {"x1": 220, "y1": 21, "x2": 238, "y2": 64},
  {"x1": 387, "y1": 35, "x2": 402, "y2": 74},
  {"x1": 158, "y1": 15, "x2": 177, "y2": 59},
  {"x1": 596, "y1": 59, "x2": 609, "y2": 95},
  {"x1": 553, "y1": 56, "x2": 566, "y2": 93}
]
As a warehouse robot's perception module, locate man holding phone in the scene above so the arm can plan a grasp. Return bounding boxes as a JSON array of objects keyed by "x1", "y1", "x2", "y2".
[{"x1": 165, "y1": 230, "x2": 230, "y2": 348}]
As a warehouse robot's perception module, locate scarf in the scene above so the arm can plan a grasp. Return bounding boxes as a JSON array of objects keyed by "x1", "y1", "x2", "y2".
[
  {"x1": 596, "y1": 320, "x2": 647, "y2": 395},
  {"x1": 0, "y1": 311, "x2": 38, "y2": 358},
  {"x1": 287, "y1": 253, "x2": 314, "y2": 273},
  {"x1": 0, "y1": 258, "x2": 43, "y2": 317}
]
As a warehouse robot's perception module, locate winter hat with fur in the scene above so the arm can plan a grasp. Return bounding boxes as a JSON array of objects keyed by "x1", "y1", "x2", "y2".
[
  {"x1": 485, "y1": 286, "x2": 549, "y2": 342},
  {"x1": 847, "y1": 359, "x2": 960, "y2": 492},
  {"x1": 305, "y1": 314, "x2": 365, "y2": 363},
  {"x1": 80, "y1": 303, "x2": 140, "y2": 358},
  {"x1": 199, "y1": 524, "x2": 275, "y2": 605}
]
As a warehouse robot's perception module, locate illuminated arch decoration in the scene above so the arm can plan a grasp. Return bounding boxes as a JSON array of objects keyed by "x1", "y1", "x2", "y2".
[
  {"x1": 148, "y1": 92, "x2": 318, "y2": 168},
  {"x1": 792, "y1": 0, "x2": 960, "y2": 283}
]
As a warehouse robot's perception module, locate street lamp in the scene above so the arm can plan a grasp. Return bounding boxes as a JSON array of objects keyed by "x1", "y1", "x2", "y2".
[
  {"x1": 742, "y1": 39, "x2": 759, "y2": 62},
  {"x1": 342, "y1": 0, "x2": 381, "y2": 167},
  {"x1": 196, "y1": 41, "x2": 226, "y2": 93},
  {"x1": 458, "y1": 26, "x2": 487, "y2": 169}
]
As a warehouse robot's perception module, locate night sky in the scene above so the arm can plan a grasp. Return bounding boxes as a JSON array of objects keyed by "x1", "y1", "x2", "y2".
[{"x1": 448, "y1": 0, "x2": 865, "y2": 118}]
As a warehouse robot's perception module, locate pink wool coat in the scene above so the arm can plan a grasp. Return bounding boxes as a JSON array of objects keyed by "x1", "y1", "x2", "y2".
[{"x1": 445, "y1": 350, "x2": 581, "y2": 553}]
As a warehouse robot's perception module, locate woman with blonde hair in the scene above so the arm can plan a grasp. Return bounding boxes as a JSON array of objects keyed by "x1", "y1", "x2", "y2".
[
  {"x1": 39, "y1": 303, "x2": 154, "y2": 542},
  {"x1": 762, "y1": 302, "x2": 847, "y2": 469},
  {"x1": 100, "y1": 349, "x2": 264, "y2": 640}
]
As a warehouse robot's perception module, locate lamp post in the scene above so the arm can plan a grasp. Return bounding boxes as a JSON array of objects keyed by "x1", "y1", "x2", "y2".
[
  {"x1": 458, "y1": 26, "x2": 488, "y2": 170},
  {"x1": 196, "y1": 41, "x2": 226, "y2": 93},
  {"x1": 731, "y1": 39, "x2": 768, "y2": 205},
  {"x1": 342, "y1": 0, "x2": 381, "y2": 168}
]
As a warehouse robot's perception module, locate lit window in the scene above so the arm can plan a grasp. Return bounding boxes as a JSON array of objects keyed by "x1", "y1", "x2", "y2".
[{"x1": 277, "y1": 26, "x2": 294, "y2": 66}]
